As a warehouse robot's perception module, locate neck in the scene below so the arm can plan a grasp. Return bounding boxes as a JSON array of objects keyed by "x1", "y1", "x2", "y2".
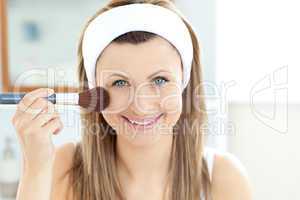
[{"x1": 116, "y1": 134, "x2": 173, "y2": 184}]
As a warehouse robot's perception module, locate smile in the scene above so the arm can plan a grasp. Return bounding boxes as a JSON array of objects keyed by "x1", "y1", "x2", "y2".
[{"x1": 121, "y1": 113, "x2": 164, "y2": 130}]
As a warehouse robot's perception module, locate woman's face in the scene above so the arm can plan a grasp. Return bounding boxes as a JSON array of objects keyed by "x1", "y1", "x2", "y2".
[{"x1": 96, "y1": 36, "x2": 183, "y2": 147}]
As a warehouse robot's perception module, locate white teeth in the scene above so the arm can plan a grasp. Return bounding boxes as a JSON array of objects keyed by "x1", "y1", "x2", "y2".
[
  {"x1": 123, "y1": 114, "x2": 163, "y2": 126},
  {"x1": 128, "y1": 119, "x2": 153, "y2": 125}
]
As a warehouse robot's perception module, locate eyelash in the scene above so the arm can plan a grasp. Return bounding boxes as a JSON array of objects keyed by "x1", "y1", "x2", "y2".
[{"x1": 112, "y1": 76, "x2": 169, "y2": 87}]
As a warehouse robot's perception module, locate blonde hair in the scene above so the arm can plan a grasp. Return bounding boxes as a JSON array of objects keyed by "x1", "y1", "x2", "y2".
[{"x1": 67, "y1": 0, "x2": 211, "y2": 199}]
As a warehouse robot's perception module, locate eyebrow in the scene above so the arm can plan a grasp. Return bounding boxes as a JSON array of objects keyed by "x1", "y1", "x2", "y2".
[{"x1": 108, "y1": 69, "x2": 172, "y2": 80}]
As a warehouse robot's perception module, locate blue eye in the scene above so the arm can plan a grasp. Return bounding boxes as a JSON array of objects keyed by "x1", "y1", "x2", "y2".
[
  {"x1": 112, "y1": 79, "x2": 128, "y2": 87},
  {"x1": 112, "y1": 77, "x2": 169, "y2": 87},
  {"x1": 153, "y1": 76, "x2": 169, "y2": 86}
]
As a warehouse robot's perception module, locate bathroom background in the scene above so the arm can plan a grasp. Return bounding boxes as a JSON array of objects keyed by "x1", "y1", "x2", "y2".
[{"x1": 0, "y1": 0, "x2": 299, "y2": 199}]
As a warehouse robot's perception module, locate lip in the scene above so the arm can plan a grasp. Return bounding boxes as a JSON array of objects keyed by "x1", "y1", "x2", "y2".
[
  {"x1": 121, "y1": 113, "x2": 164, "y2": 131},
  {"x1": 122, "y1": 113, "x2": 163, "y2": 123}
]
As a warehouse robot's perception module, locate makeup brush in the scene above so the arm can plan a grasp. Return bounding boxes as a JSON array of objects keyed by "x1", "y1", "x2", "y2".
[{"x1": 0, "y1": 87, "x2": 110, "y2": 112}]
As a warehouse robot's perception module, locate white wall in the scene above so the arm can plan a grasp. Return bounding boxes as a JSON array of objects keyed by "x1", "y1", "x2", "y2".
[
  {"x1": 216, "y1": 0, "x2": 300, "y2": 199},
  {"x1": 228, "y1": 103, "x2": 300, "y2": 199}
]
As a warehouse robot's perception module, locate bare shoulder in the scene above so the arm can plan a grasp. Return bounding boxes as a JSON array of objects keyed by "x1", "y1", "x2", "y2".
[
  {"x1": 211, "y1": 150, "x2": 253, "y2": 200},
  {"x1": 50, "y1": 141, "x2": 77, "y2": 200}
]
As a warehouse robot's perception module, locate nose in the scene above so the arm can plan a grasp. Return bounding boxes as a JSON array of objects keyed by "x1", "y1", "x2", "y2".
[{"x1": 129, "y1": 82, "x2": 161, "y2": 116}]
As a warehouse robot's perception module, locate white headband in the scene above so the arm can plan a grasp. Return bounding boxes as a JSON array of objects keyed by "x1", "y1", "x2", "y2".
[{"x1": 82, "y1": 3, "x2": 193, "y2": 91}]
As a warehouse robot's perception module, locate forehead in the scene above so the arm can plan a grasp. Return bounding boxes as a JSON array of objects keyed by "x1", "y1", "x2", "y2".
[{"x1": 96, "y1": 36, "x2": 182, "y2": 75}]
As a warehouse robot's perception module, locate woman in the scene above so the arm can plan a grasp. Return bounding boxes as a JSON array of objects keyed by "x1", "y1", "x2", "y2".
[{"x1": 12, "y1": 0, "x2": 252, "y2": 199}]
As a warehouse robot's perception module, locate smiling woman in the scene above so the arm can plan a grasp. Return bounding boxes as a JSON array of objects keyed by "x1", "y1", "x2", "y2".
[
  {"x1": 97, "y1": 35, "x2": 183, "y2": 146},
  {"x1": 13, "y1": 0, "x2": 252, "y2": 200},
  {"x1": 66, "y1": 1, "x2": 212, "y2": 199}
]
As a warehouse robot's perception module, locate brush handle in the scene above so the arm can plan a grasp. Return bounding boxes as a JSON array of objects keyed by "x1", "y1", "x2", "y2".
[{"x1": 0, "y1": 93, "x2": 56, "y2": 104}]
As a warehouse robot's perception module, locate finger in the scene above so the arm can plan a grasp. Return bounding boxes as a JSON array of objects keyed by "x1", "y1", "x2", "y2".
[
  {"x1": 23, "y1": 88, "x2": 54, "y2": 114},
  {"x1": 33, "y1": 107, "x2": 60, "y2": 128},
  {"x1": 18, "y1": 88, "x2": 54, "y2": 114},
  {"x1": 15, "y1": 98, "x2": 53, "y2": 129},
  {"x1": 13, "y1": 88, "x2": 54, "y2": 124},
  {"x1": 42, "y1": 117, "x2": 63, "y2": 135},
  {"x1": 53, "y1": 126, "x2": 62, "y2": 135},
  {"x1": 29, "y1": 97, "x2": 56, "y2": 120}
]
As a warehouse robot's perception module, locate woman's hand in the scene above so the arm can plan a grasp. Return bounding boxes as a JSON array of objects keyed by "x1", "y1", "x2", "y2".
[{"x1": 11, "y1": 88, "x2": 63, "y2": 173}]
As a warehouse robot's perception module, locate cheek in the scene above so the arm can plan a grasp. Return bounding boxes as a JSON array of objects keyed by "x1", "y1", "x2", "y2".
[
  {"x1": 102, "y1": 89, "x2": 129, "y2": 130},
  {"x1": 160, "y1": 85, "x2": 182, "y2": 115},
  {"x1": 159, "y1": 86, "x2": 182, "y2": 127},
  {"x1": 101, "y1": 113, "x2": 119, "y2": 130},
  {"x1": 104, "y1": 87, "x2": 133, "y2": 114}
]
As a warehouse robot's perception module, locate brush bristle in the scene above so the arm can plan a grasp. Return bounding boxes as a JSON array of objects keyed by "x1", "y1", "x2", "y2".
[{"x1": 78, "y1": 87, "x2": 110, "y2": 112}]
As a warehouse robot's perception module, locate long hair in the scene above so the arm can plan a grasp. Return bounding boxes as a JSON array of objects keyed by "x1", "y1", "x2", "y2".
[{"x1": 67, "y1": 0, "x2": 211, "y2": 199}]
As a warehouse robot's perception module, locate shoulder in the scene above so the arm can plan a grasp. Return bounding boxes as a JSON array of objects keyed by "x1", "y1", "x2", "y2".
[
  {"x1": 207, "y1": 148, "x2": 253, "y2": 200},
  {"x1": 50, "y1": 141, "x2": 78, "y2": 200}
]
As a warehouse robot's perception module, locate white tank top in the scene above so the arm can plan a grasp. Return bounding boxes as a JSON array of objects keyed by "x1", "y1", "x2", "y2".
[{"x1": 200, "y1": 146, "x2": 217, "y2": 200}]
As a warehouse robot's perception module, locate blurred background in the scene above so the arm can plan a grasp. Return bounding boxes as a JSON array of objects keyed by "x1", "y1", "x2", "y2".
[{"x1": 0, "y1": 0, "x2": 299, "y2": 199}]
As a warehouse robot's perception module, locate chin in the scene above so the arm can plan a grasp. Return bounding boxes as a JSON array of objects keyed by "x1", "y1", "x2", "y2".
[{"x1": 117, "y1": 132, "x2": 162, "y2": 148}]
